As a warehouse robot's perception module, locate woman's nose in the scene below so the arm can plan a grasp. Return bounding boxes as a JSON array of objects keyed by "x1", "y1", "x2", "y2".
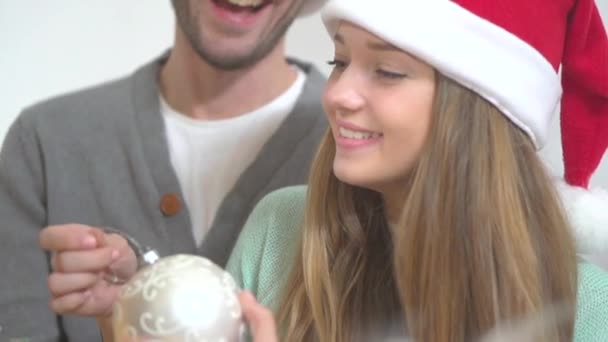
[{"x1": 324, "y1": 70, "x2": 366, "y2": 113}]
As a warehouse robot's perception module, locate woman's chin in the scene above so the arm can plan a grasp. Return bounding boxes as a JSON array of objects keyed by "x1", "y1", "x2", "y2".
[{"x1": 333, "y1": 168, "x2": 375, "y2": 191}]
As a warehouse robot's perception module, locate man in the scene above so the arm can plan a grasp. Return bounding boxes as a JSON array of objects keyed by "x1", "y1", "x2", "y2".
[{"x1": 0, "y1": 0, "x2": 327, "y2": 340}]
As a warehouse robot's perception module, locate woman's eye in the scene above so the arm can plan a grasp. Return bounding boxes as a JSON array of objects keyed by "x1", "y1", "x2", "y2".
[
  {"x1": 327, "y1": 59, "x2": 347, "y2": 70},
  {"x1": 376, "y1": 69, "x2": 407, "y2": 79}
]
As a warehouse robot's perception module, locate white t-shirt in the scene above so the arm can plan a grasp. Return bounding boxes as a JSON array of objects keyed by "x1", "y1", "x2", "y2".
[{"x1": 161, "y1": 68, "x2": 306, "y2": 246}]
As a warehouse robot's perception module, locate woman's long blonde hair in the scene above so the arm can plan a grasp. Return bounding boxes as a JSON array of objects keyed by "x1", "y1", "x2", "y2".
[{"x1": 276, "y1": 74, "x2": 578, "y2": 341}]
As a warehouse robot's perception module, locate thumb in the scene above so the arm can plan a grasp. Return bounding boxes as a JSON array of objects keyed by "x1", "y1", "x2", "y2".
[{"x1": 239, "y1": 291, "x2": 278, "y2": 342}]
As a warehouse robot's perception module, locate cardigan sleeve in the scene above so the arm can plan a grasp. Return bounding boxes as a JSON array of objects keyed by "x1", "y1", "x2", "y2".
[
  {"x1": 226, "y1": 186, "x2": 307, "y2": 311},
  {"x1": 574, "y1": 262, "x2": 608, "y2": 341},
  {"x1": 0, "y1": 115, "x2": 63, "y2": 341}
]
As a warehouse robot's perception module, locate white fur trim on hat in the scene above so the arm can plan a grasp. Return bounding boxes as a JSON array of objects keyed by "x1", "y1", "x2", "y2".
[
  {"x1": 321, "y1": 0, "x2": 562, "y2": 148},
  {"x1": 555, "y1": 179, "x2": 608, "y2": 254}
]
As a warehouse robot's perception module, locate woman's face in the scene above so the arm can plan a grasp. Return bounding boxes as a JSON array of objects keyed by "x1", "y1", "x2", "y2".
[{"x1": 323, "y1": 22, "x2": 436, "y2": 194}]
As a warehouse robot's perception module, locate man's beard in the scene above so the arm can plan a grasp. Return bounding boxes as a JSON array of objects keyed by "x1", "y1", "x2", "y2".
[{"x1": 171, "y1": 0, "x2": 303, "y2": 70}]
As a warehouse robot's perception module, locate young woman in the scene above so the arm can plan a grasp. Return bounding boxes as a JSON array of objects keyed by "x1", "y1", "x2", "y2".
[
  {"x1": 226, "y1": 0, "x2": 608, "y2": 341},
  {"x1": 41, "y1": 0, "x2": 608, "y2": 341}
]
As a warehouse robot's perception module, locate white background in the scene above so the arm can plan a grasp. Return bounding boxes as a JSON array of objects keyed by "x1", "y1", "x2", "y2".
[{"x1": 1, "y1": 0, "x2": 607, "y2": 187}]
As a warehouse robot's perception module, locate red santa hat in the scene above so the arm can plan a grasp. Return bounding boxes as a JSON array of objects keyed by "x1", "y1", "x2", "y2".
[{"x1": 322, "y1": 0, "x2": 608, "y2": 253}]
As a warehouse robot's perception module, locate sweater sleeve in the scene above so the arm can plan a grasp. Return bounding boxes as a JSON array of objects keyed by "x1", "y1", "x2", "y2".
[
  {"x1": 0, "y1": 115, "x2": 61, "y2": 341},
  {"x1": 226, "y1": 186, "x2": 307, "y2": 312},
  {"x1": 574, "y1": 262, "x2": 608, "y2": 341}
]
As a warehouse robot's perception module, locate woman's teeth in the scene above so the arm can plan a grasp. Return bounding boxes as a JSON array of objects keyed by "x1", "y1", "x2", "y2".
[
  {"x1": 339, "y1": 127, "x2": 382, "y2": 140},
  {"x1": 226, "y1": 0, "x2": 265, "y2": 7}
]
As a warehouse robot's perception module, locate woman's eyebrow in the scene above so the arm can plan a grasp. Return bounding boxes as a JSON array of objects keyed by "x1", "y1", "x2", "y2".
[{"x1": 366, "y1": 40, "x2": 401, "y2": 52}]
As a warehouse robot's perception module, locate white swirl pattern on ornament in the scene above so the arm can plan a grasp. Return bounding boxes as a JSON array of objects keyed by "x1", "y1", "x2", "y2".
[{"x1": 113, "y1": 254, "x2": 244, "y2": 341}]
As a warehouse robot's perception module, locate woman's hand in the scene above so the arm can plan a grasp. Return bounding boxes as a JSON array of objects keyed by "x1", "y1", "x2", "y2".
[
  {"x1": 39, "y1": 224, "x2": 138, "y2": 316},
  {"x1": 239, "y1": 291, "x2": 279, "y2": 342}
]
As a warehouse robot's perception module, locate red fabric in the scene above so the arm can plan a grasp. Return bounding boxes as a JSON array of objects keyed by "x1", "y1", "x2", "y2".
[
  {"x1": 454, "y1": 0, "x2": 608, "y2": 189},
  {"x1": 453, "y1": 0, "x2": 571, "y2": 70},
  {"x1": 561, "y1": 0, "x2": 608, "y2": 188}
]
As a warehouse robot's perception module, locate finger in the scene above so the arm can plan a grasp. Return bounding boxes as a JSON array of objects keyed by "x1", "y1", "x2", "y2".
[
  {"x1": 50, "y1": 253, "x2": 60, "y2": 272},
  {"x1": 239, "y1": 291, "x2": 278, "y2": 342},
  {"x1": 105, "y1": 233, "x2": 138, "y2": 278},
  {"x1": 74, "y1": 282, "x2": 124, "y2": 317},
  {"x1": 50, "y1": 291, "x2": 90, "y2": 314},
  {"x1": 39, "y1": 224, "x2": 100, "y2": 251},
  {"x1": 48, "y1": 272, "x2": 99, "y2": 297},
  {"x1": 104, "y1": 232, "x2": 131, "y2": 254},
  {"x1": 89, "y1": 228, "x2": 109, "y2": 247},
  {"x1": 53, "y1": 247, "x2": 120, "y2": 273}
]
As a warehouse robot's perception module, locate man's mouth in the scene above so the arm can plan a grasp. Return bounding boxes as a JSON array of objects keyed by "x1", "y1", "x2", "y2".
[{"x1": 212, "y1": 0, "x2": 273, "y2": 12}]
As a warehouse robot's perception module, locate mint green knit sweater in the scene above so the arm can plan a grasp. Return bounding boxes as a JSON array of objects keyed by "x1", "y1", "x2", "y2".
[{"x1": 226, "y1": 186, "x2": 608, "y2": 341}]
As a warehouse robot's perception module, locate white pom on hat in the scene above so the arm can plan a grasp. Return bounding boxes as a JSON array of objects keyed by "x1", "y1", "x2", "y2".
[{"x1": 556, "y1": 179, "x2": 608, "y2": 255}]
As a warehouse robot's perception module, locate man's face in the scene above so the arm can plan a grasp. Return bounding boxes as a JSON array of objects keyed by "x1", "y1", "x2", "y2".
[{"x1": 171, "y1": 0, "x2": 305, "y2": 70}]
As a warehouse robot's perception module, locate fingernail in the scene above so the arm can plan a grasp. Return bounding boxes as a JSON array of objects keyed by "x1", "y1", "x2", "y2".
[
  {"x1": 81, "y1": 235, "x2": 97, "y2": 248},
  {"x1": 111, "y1": 250, "x2": 120, "y2": 260}
]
